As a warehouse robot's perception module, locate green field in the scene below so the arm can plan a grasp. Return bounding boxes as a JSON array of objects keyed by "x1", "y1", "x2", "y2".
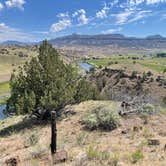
[
  {"x1": 86, "y1": 55, "x2": 166, "y2": 73},
  {"x1": 0, "y1": 82, "x2": 10, "y2": 104},
  {"x1": 0, "y1": 46, "x2": 38, "y2": 104}
]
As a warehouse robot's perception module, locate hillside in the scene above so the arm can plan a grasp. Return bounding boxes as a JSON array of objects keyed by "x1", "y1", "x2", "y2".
[{"x1": 0, "y1": 101, "x2": 166, "y2": 166}]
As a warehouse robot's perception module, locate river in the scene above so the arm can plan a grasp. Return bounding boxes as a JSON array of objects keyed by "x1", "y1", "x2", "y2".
[
  {"x1": 78, "y1": 62, "x2": 94, "y2": 72},
  {"x1": 0, "y1": 105, "x2": 6, "y2": 120}
]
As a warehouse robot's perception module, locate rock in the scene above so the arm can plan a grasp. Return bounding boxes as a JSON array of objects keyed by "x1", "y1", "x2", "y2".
[
  {"x1": 148, "y1": 139, "x2": 160, "y2": 146},
  {"x1": 121, "y1": 129, "x2": 130, "y2": 135},
  {"x1": 53, "y1": 149, "x2": 68, "y2": 164},
  {"x1": 5, "y1": 156, "x2": 20, "y2": 166},
  {"x1": 133, "y1": 126, "x2": 139, "y2": 132},
  {"x1": 117, "y1": 161, "x2": 125, "y2": 166},
  {"x1": 75, "y1": 152, "x2": 87, "y2": 165},
  {"x1": 159, "y1": 131, "x2": 166, "y2": 137},
  {"x1": 164, "y1": 144, "x2": 166, "y2": 151},
  {"x1": 121, "y1": 130, "x2": 127, "y2": 134},
  {"x1": 133, "y1": 126, "x2": 142, "y2": 132}
]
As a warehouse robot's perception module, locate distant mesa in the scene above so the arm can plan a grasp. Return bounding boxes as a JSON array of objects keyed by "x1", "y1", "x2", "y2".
[
  {"x1": 48, "y1": 33, "x2": 166, "y2": 49},
  {"x1": 0, "y1": 40, "x2": 33, "y2": 46},
  {"x1": 1, "y1": 34, "x2": 166, "y2": 49}
]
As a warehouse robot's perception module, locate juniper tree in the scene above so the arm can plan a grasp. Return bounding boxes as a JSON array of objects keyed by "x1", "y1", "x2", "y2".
[{"x1": 7, "y1": 41, "x2": 77, "y2": 115}]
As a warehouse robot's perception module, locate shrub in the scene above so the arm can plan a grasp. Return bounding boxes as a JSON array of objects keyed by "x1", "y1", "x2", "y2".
[
  {"x1": 131, "y1": 149, "x2": 144, "y2": 163},
  {"x1": 138, "y1": 103, "x2": 155, "y2": 114},
  {"x1": 86, "y1": 145, "x2": 110, "y2": 161},
  {"x1": 163, "y1": 68, "x2": 166, "y2": 73},
  {"x1": 82, "y1": 105, "x2": 121, "y2": 131},
  {"x1": 131, "y1": 71, "x2": 137, "y2": 79},
  {"x1": 24, "y1": 132, "x2": 39, "y2": 147},
  {"x1": 74, "y1": 79, "x2": 99, "y2": 103},
  {"x1": 86, "y1": 145, "x2": 100, "y2": 160},
  {"x1": 76, "y1": 131, "x2": 88, "y2": 146},
  {"x1": 162, "y1": 96, "x2": 166, "y2": 105}
]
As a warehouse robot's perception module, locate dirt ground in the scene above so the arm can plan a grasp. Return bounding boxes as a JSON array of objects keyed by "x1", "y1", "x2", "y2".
[{"x1": 0, "y1": 101, "x2": 166, "y2": 166}]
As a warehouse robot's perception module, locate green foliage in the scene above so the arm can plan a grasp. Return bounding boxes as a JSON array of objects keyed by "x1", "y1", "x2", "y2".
[
  {"x1": 82, "y1": 105, "x2": 121, "y2": 131},
  {"x1": 74, "y1": 79, "x2": 99, "y2": 103},
  {"x1": 76, "y1": 131, "x2": 88, "y2": 146},
  {"x1": 131, "y1": 71, "x2": 137, "y2": 79},
  {"x1": 138, "y1": 103, "x2": 155, "y2": 114},
  {"x1": 86, "y1": 145, "x2": 110, "y2": 161},
  {"x1": 7, "y1": 41, "x2": 99, "y2": 116},
  {"x1": 162, "y1": 96, "x2": 166, "y2": 105},
  {"x1": 131, "y1": 149, "x2": 144, "y2": 163}
]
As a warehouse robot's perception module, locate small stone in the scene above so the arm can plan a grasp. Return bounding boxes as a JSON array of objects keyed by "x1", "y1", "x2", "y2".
[
  {"x1": 133, "y1": 126, "x2": 139, "y2": 132},
  {"x1": 121, "y1": 130, "x2": 127, "y2": 134},
  {"x1": 5, "y1": 156, "x2": 20, "y2": 166},
  {"x1": 53, "y1": 150, "x2": 68, "y2": 164},
  {"x1": 148, "y1": 139, "x2": 160, "y2": 146},
  {"x1": 75, "y1": 151, "x2": 87, "y2": 164},
  {"x1": 164, "y1": 144, "x2": 166, "y2": 151}
]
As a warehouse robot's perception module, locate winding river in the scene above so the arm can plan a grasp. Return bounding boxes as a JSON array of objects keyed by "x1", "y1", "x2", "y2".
[
  {"x1": 0, "y1": 105, "x2": 6, "y2": 120},
  {"x1": 78, "y1": 62, "x2": 94, "y2": 72}
]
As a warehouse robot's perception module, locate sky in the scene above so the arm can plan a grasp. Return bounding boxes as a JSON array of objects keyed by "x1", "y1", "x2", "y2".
[{"x1": 0, "y1": 0, "x2": 166, "y2": 42}]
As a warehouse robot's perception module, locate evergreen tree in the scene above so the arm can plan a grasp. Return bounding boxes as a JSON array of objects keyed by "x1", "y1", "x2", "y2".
[
  {"x1": 7, "y1": 41, "x2": 76, "y2": 115},
  {"x1": 7, "y1": 41, "x2": 99, "y2": 117}
]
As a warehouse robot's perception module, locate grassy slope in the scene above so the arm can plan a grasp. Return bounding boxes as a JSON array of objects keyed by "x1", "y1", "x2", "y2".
[
  {"x1": 0, "y1": 100, "x2": 166, "y2": 166},
  {"x1": 0, "y1": 46, "x2": 38, "y2": 104},
  {"x1": 0, "y1": 82, "x2": 10, "y2": 104},
  {"x1": 87, "y1": 56, "x2": 166, "y2": 74}
]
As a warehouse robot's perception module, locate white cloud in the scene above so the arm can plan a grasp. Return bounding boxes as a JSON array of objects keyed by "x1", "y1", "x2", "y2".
[
  {"x1": 5, "y1": 0, "x2": 26, "y2": 10},
  {"x1": 0, "y1": 3, "x2": 4, "y2": 11},
  {"x1": 147, "y1": 0, "x2": 166, "y2": 4},
  {"x1": 128, "y1": 0, "x2": 166, "y2": 5},
  {"x1": 50, "y1": 19, "x2": 71, "y2": 32},
  {"x1": 96, "y1": 3, "x2": 109, "y2": 19},
  {"x1": 73, "y1": 9, "x2": 89, "y2": 25},
  {"x1": 96, "y1": 9, "x2": 107, "y2": 18},
  {"x1": 57, "y1": 12, "x2": 69, "y2": 18},
  {"x1": 102, "y1": 27, "x2": 122, "y2": 34},
  {"x1": 128, "y1": 10, "x2": 152, "y2": 22},
  {"x1": 96, "y1": 1, "x2": 119, "y2": 19},
  {"x1": 161, "y1": 13, "x2": 166, "y2": 19},
  {"x1": 114, "y1": 9, "x2": 152, "y2": 25},
  {"x1": 114, "y1": 10, "x2": 134, "y2": 25},
  {"x1": 0, "y1": 22, "x2": 36, "y2": 42}
]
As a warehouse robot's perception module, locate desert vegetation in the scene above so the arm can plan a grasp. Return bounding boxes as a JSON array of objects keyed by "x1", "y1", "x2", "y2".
[{"x1": 0, "y1": 41, "x2": 166, "y2": 165}]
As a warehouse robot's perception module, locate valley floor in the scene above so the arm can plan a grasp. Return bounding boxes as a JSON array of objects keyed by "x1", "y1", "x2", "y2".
[{"x1": 0, "y1": 101, "x2": 166, "y2": 166}]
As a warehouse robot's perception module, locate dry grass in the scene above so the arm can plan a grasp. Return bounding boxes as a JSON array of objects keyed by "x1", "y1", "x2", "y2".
[{"x1": 0, "y1": 100, "x2": 166, "y2": 165}]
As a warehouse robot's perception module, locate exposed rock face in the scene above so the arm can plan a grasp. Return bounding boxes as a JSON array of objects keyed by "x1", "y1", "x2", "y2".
[{"x1": 87, "y1": 68, "x2": 166, "y2": 103}]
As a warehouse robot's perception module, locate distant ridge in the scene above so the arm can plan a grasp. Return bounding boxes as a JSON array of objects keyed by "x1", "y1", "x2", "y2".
[
  {"x1": 0, "y1": 40, "x2": 32, "y2": 46},
  {"x1": 1, "y1": 34, "x2": 166, "y2": 49},
  {"x1": 48, "y1": 33, "x2": 166, "y2": 49}
]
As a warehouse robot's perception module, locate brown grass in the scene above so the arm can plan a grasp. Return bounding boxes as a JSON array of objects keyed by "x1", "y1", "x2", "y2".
[{"x1": 0, "y1": 101, "x2": 166, "y2": 165}]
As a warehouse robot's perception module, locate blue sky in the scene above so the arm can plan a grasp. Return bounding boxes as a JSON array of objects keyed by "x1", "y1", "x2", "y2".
[{"x1": 0, "y1": 0, "x2": 166, "y2": 42}]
